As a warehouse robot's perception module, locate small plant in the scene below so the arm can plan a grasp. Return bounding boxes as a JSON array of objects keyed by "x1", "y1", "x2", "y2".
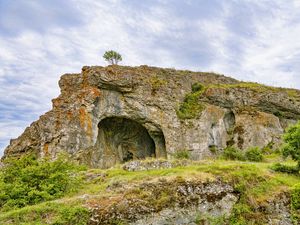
[
  {"x1": 173, "y1": 150, "x2": 190, "y2": 160},
  {"x1": 103, "y1": 50, "x2": 122, "y2": 65},
  {"x1": 149, "y1": 76, "x2": 167, "y2": 94},
  {"x1": 271, "y1": 163, "x2": 299, "y2": 174},
  {"x1": 245, "y1": 147, "x2": 263, "y2": 162},
  {"x1": 273, "y1": 111, "x2": 284, "y2": 118},
  {"x1": 261, "y1": 142, "x2": 274, "y2": 154},
  {"x1": 209, "y1": 145, "x2": 218, "y2": 154},
  {"x1": 191, "y1": 82, "x2": 204, "y2": 93},
  {"x1": 222, "y1": 146, "x2": 245, "y2": 161},
  {"x1": 177, "y1": 82, "x2": 206, "y2": 119}
]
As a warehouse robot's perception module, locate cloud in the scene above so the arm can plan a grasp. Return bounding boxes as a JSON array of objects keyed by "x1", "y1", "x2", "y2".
[
  {"x1": 1, "y1": 0, "x2": 300, "y2": 155},
  {"x1": 0, "y1": 0, "x2": 83, "y2": 36}
]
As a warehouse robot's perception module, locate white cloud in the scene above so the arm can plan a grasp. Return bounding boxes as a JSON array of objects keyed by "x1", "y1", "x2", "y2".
[{"x1": 1, "y1": 0, "x2": 300, "y2": 155}]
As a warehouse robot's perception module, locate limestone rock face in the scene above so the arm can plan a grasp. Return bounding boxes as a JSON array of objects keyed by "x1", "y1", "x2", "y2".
[{"x1": 3, "y1": 66, "x2": 300, "y2": 167}]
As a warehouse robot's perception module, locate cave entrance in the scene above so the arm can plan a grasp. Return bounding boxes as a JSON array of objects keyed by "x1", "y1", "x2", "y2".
[{"x1": 95, "y1": 117, "x2": 165, "y2": 168}]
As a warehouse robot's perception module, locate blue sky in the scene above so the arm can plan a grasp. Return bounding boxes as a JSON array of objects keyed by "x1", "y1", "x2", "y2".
[{"x1": 1, "y1": 0, "x2": 300, "y2": 155}]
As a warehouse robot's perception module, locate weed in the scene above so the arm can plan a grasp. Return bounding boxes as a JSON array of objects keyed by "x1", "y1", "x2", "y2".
[
  {"x1": 222, "y1": 146, "x2": 245, "y2": 161},
  {"x1": 245, "y1": 147, "x2": 263, "y2": 162},
  {"x1": 172, "y1": 150, "x2": 191, "y2": 159}
]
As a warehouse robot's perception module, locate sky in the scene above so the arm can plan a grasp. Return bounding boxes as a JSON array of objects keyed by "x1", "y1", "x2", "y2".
[{"x1": 1, "y1": 0, "x2": 300, "y2": 155}]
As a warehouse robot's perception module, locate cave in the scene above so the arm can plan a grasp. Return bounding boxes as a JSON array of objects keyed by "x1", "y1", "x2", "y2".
[{"x1": 94, "y1": 117, "x2": 166, "y2": 168}]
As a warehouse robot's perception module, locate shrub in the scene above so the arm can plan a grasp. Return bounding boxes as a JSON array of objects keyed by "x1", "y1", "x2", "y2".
[
  {"x1": 245, "y1": 147, "x2": 263, "y2": 162},
  {"x1": 173, "y1": 150, "x2": 190, "y2": 160},
  {"x1": 191, "y1": 82, "x2": 204, "y2": 93},
  {"x1": 291, "y1": 184, "x2": 300, "y2": 210},
  {"x1": 282, "y1": 121, "x2": 300, "y2": 169},
  {"x1": 0, "y1": 154, "x2": 85, "y2": 210},
  {"x1": 222, "y1": 146, "x2": 245, "y2": 161},
  {"x1": 261, "y1": 142, "x2": 274, "y2": 154},
  {"x1": 271, "y1": 163, "x2": 299, "y2": 174}
]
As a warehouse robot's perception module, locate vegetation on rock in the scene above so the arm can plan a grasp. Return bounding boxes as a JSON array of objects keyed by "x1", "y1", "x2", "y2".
[{"x1": 177, "y1": 82, "x2": 206, "y2": 119}]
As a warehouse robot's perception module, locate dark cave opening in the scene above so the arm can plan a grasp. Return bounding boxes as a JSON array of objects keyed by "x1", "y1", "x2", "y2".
[{"x1": 96, "y1": 117, "x2": 163, "y2": 165}]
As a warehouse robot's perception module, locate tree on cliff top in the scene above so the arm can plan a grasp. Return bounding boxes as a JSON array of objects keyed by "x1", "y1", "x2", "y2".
[{"x1": 103, "y1": 50, "x2": 122, "y2": 65}]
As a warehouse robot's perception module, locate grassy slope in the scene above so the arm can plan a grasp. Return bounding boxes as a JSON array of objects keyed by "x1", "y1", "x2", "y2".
[{"x1": 0, "y1": 156, "x2": 299, "y2": 224}]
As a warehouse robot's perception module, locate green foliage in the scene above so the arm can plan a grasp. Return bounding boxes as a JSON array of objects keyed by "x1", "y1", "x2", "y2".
[
  {"x1": 222, "y1": 146, "x2": 245, "y2": 161},
  {"x1": 177, "y1": 82, "x2": 206, "y2": 119},
  {"x1": 245, "y1": 147, "x2": 263, "y2": 162},
  {"x1": 222, "y1": 146, "x2": 263, "y2": 162},
  {"x1": 271, "y1": 163, "x2": 299, "y2": 174},
  {"x1": 209, "y1": 145, "x2": 218, "y2": 154},
  {"x1": 103, "y1": 50, "x2": 122, "y2": 65},
  {"x1": 282, "y1": 121, "x2": 300, "y2": 168},
  {"x1": 291, "y1": 184, "x2": 300, "y2": 210},
  {"x1": 261, "y1": 142, "x2": 274, "y2": 154},
  {"x1": 194, "y1": 213, "x2": 226, "y2": 225},
  {"x1": 149, "y1": 76, "x2": 167, "y2": 94},
  {"x1": 172, "y1": 150, "x2": 191, "y2": 159},
  {"x1": 229, "y1": 203, "x2": 251, "y2": 225},
  {"x1": 0, "y1": 202, "x2": 90, "y2": 225},
  {"x1": 0, "y1": 154, "x2": 85, "y2": 210},
  {"x1": 191, "y1": 82, "x2": 204, "y2": 93},
  {"x1": 273, "y1": 110, "x2": 285, "y2": 118}
]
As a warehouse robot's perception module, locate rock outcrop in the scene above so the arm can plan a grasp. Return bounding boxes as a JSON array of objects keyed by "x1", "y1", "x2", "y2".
[
  {"x1": 3, "y1": 65, "x2": 300, "y2": 168},
  {"x1": 87, "y1": 178, "x2": 239, "y2": 225}
]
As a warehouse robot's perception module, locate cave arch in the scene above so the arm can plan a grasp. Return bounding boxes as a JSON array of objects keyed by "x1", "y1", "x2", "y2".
[{"x1": 95, "y1": 117, "x2": 166, "y2": 168}]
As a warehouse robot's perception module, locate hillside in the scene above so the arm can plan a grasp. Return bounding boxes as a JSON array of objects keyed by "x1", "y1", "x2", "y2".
[
  {"x1": 0, "y1": 156, "x2": 299, "y2": 225},
  {"x1": 1, "y1": 65, "x2": 300, "y2": 224}
]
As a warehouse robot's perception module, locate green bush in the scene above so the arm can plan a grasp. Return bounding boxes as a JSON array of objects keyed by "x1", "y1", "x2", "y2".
[
  {"x1": 291, "y1": 184, "x2": 300, "y2": 210},
  {"x1": 191, "y1": 82, "x2": 204, "y2": 93},
  {"x1": 271, "y1": 163, "x2": 299, "y2": 174},
  {"x1": 222, "y1": 146, "x2": 245, "y2": 161},
  {"x1": 173, "y1": 150, "x2": 190, "y2": 160},
  {"x1": 245, "y1": 147, "x2": 263, "y2": 162},
  {"x1": 222, "y1": 146, "x2": 264, "y2": 162},
  {"x1": 261, "y1": 142, "x2": 274, "y2": 154},
  {"x1": 0, "y1": 154, "x2": 85, "y2": 210},
  {"x1": 282, "y1": 121, "x2": 300, "y2": 168}
]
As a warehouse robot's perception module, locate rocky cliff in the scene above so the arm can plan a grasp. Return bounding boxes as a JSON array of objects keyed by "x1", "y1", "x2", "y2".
[{"x1": 3, "y1": 65, "x2": 300, "y2": 168}]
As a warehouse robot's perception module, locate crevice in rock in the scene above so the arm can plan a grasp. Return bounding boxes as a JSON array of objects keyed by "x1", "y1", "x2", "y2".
[{"x1": 223, "y1": 110, "x2": 236, "y2": 134}]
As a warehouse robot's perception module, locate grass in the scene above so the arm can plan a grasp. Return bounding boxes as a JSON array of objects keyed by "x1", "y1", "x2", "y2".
[
  {"x1": 0, "y1": 201, "x2": 90, "y2": 225},
  {"x1": 206, "y1": 82, "x2": 300, "y2": 99},
  {"x1": 64, "y1": 158, "x2": 300, "y2": 203},
  {"x1": 0, "y1": 157, "x2": 299, "y2": 224}
]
